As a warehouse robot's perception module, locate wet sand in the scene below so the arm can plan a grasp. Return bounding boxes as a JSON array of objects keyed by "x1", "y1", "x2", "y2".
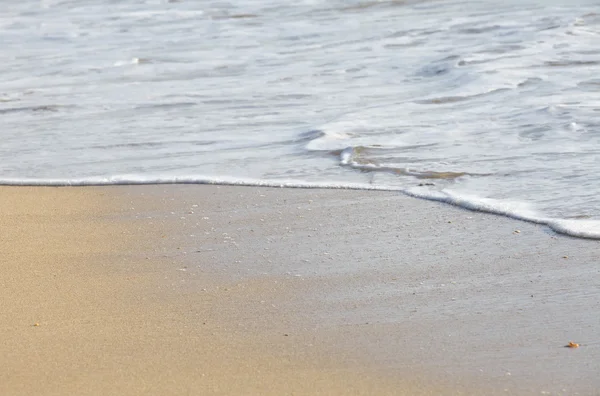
[{"x1": 2, "y1": 185, "x2": 599, "y2": 395}]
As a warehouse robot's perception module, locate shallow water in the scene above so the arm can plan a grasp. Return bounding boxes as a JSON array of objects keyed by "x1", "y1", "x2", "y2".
[{"x1": 1, "y1": 0, "x2": 600, "y2": 238}]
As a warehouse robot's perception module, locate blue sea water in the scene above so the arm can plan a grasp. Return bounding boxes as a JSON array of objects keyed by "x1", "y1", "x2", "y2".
[{"x1": 1, "y1": 0, "x2": 600, "y2": 238}]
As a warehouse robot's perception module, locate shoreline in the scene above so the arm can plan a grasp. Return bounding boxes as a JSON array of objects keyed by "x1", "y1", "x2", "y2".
[
  {"x1": 0, "y1": 179, "x2": 598, "y2": 240},
  {"x1": 2, "y1": 185, "x2": 599, "y2": 395}
]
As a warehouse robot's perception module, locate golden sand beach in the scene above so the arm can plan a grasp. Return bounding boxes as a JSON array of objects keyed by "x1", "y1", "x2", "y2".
[{"x1": 1, "y1": 186, "x2": 599, "y2": 395}]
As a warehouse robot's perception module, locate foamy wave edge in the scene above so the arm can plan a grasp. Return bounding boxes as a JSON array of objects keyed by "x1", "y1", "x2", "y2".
[{"x1": 1, "y1": 176, "x2": 598, "y2": 240}]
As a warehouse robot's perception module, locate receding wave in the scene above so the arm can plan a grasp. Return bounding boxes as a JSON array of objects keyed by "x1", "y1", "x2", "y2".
[
  {"x1": 1, "y1": 176, "x2": 598, "y2": 240},
  {"x1": 339, "y1": 146, "x2": 475, "y2": 179},
  {"x1": 404, "y1": 188, "x2": 600, "y2": 240}
]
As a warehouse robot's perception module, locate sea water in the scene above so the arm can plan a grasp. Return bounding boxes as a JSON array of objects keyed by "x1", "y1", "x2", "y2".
[{"x1": 1, "y1": 0, "x2": 600, "y2": 238}]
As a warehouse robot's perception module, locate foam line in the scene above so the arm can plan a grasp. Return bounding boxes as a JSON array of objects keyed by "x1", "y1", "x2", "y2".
[
  {"x1": 0, "y1": 176, "x2": 403, "y2": 191},
  {"x1": 1, "y1": 176, "x2": 598, "y2": 240}
]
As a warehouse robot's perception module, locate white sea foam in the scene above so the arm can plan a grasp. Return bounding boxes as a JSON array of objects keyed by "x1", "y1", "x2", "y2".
[
  {"x1": 1, "y1": 175, "x2": 599, "y2": 239},
  {"x1": 546, "y1": 219, "x2": 600, "y2": 240}
]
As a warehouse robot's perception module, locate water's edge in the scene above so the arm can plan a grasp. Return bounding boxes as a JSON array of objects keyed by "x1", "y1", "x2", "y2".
[{"x1": 2, "y1": 176, "x2": 598, "y2": 240}]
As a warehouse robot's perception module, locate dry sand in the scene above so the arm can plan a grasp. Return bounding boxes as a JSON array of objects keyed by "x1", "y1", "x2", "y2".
[{"x1": 1, "y1": 185, "x2": 599, "y2": 395}]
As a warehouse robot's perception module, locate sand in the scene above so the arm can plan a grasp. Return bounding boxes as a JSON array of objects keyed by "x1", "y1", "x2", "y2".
[{"x1": 1, "y1": 185, "x2": 599, "y2": 395}]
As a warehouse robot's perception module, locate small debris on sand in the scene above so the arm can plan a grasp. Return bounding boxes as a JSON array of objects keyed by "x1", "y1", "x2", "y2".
[{"x1": 565, "y1": 341, "x2": 579, "y2": 348}]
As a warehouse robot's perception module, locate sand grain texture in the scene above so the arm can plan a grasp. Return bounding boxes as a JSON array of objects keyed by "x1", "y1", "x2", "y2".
[
  {"x1": 2, "y1": 185, "x2": 599, "y2": 395},
  {"x1": 0, "y1": 187, "x2": 430, "y2": 395}
]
